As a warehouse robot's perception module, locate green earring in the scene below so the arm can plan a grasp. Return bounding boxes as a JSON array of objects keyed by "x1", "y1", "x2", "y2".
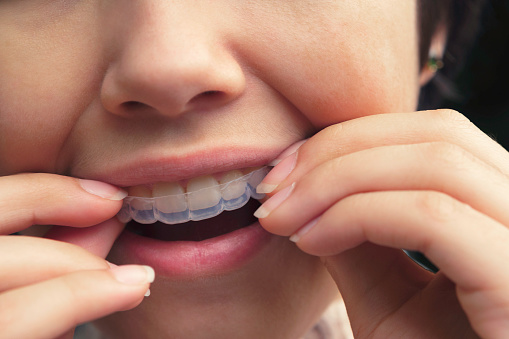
[{"x1": 427, "y1": 55, "x2": 444, "y2": 72}]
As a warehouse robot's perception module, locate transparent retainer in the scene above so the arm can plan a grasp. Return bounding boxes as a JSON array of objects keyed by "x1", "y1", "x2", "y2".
[{"x1": 117, "y1": 166, "x2": 270, "y2": 225}]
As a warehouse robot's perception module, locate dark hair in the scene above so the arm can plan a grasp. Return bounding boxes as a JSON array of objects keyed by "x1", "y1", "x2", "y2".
[{"x1": 418, "y1": 0, "x2": 489, "y2": 108}]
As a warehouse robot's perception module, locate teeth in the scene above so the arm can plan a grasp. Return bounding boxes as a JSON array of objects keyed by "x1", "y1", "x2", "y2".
[
  {"x1": 153, "y1": 182, "x2": 189, "y2": 224},
  {"x1": 153, "y1": 181, "x2": 185, "y2": 197},
  {"x1": 187, "y1": 176, "x2": 222, "y2": 210},
  {"x1": 126, "y1": 186, "x2": 156, "y2": 224},
  {"x1": 220, "y1": 170, "x2": 245, "y2": 201},
  {"x1": 128, "y1": 185, "x2": 152, "y2": 199},
  {"x1": 117, "y1": 166, "x2": 270, "y2": 225},
  {"x1": 153, "y1": 182, "x2": 187, "y2": 214}
]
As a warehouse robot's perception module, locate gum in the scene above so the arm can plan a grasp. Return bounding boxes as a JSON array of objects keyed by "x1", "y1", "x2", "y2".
[{"x1": 117, "y1": 166, "x2": 270, "y2": 224}]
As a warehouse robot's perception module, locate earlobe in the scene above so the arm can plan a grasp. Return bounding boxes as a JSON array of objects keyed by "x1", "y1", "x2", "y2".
[{"x1": 419, "y1": 25, "x2": 447, "y2": 86}]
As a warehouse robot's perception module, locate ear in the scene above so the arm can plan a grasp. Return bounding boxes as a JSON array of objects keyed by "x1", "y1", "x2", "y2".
[{"x1": 419, "y1": 25, "x2": 447, "y2": 86}]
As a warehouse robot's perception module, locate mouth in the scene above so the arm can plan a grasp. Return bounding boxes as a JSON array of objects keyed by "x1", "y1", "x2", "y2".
[
  {"x1": 126, "y1": 199, "x2": 261, "y2": 242},
  {"x1": 118, "y1": 166, "x2": 269, "y2": 223},
  {"x1": 102, "y1": 160, "x2": 282, "y2": 278},
  {"x1": 119, "y1": 166, "x2": 270, "y2": 242}
]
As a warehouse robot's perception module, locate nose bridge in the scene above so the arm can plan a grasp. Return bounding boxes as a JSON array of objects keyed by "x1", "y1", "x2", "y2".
[{"x1": 101, "y1": 1, "x2": 245, "y2": 118}]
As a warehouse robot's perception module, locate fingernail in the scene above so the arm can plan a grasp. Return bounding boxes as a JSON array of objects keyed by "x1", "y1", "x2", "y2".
[
  {"x1": 257, "y1": 152, "x2": 298, "y2": 194},
  {"x1": 254, "y1": 183, "x2": 295, "y2": 219},
  {"x1": 268, "y1": 139, "x2": 306, "y2": 167},
  {"x1": 79, "y1": 179, "x2": 128, "y2": 201},
  {"x1": 110, "y1": 265, "x2": 155, "y2": 285},
  {"x1": 290, "y1": 217, "x2": 320, "y2": 243},
  {"x1": 144, "y1": 289, "x2": 151, "y2": 297}
]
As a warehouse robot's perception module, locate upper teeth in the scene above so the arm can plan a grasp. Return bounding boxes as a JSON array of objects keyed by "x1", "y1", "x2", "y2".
[{"x1": 117, "y1": 167, "x2": 270, "y2": 225}]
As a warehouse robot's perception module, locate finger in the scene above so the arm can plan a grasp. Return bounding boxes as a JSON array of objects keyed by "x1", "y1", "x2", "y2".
[
  {"x1": 260, "y1": 110, "x2": 509, "y2": 194},
  {"x1": 0, "y1": 236, "x2": 108, "y2": 291},
  {"x1": 257, "y1": 142, "x2": 509, "y2": 236},
  {"x1": 0, "y1": 173, "x2": 127, "y2": 235},
  {"x1": 0, "y1": 265, "x2": 154, "y2": 339},
  {"x1": 45, "y1": 218, "x2": 125, "y2": 258},
  {"x1": 322, "y1": 245, "x2": 469, "y2": 338},
  {"x1": 56, "y1": 330, "x2": 74, "y2": 339},
  {"x1": 292, "y1": 191, "x2": 509, "y2": 337},
  {"x1": 293, "y1": 190, "x2": 509, "y2": 286}
]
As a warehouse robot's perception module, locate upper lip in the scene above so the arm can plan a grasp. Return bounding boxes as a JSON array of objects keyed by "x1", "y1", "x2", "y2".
[{"x1": 72, "y1": 146, "x2": 283, "y2": 187}]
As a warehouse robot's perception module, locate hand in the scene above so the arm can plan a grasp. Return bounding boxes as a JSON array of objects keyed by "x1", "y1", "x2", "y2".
[
  {"x1": 257, "y1": 110, "x2": 509, "y2": 338},
  {"x1": 0, "y1": 173, "x2": 154, "y2": 339}
]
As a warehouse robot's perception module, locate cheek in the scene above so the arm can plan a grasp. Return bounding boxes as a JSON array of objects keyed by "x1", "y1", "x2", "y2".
[
  {"x1": 301, "y1": 39, "x2": 421, "y2": 127},
  {"x1": 0, "y1": 62, "x2": 94, "y2": 175},
  {"x1": 0, "y1": 7, "x2": 104, "y2": 175},
  {"x1": 239, "y1": 1, "x2": 420, "y2": 128}
]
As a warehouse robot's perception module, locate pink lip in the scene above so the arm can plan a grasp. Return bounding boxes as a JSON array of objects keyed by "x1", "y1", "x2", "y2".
[
  {"x1": 77, "y1": 146, "x2": 281, "y2": 187},
  {"x1": 112, "y1": 222, "x2": 275, "y2": 279}
]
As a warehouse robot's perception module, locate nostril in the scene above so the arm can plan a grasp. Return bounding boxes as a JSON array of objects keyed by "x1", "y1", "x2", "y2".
[
  {"x1": 200, "y1": 90, "x2": 221, "y2": 97},
  {"x1": 121, "y1": 101, "x2": 150, "y2": 113},
  {"x1": 123, "y1": 101, "x2": 145, "y2": 109},
  {"x1": 117, "y1": 91, "x2": 228, "y2": 116},
  {"x1": 189, "y1": 90, "x2": 228, "y2": 108},
  {"x1": 192, "y1": 90, "x2": 222, "y2": 101}
]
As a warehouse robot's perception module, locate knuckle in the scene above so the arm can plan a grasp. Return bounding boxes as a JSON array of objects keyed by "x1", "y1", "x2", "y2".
[
  {"x1": 54, "y1": 275, "x2": 85, "y2": 324},
  {"x1": 434, "y1": 108, "x2": 471, "y2": 126},
  {"x1": 316, "y1": 123, "x2": 346, "y2": 154},
  {"x1": 11, "y1": 173, "x2": 70, "y2": 198},
  {"x1": 433, "y1": 108, "x2": 479, "y2": 137},
  {"x1": 424, "y1": 141, "x2": 471, "y2": 171},
  {"x1": 11, "y1": 173, "x2": 49, "y2": 194},
  {"x1": 56, "y1": 276, "x2": 81, "y2": 303},
  {"x1": 415, "y1": 191, "x2": 466, "y2": 225},
  {"x1": 321, "y1": 121, "x2": 344, "y2": 140}
]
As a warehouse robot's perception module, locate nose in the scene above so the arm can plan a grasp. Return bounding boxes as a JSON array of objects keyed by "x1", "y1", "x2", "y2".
[{"x1": 100, "y1": 2, "x2": 245, "y2": 118}]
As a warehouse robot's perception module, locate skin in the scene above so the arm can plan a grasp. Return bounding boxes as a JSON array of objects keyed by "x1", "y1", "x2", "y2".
[{"x1": 1, "y1": 0, "x2": 508, "y2": 338}]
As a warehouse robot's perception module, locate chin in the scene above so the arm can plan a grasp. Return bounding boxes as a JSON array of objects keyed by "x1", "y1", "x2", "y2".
[{"x1": 96, "y1": 235, "x2": 339, "y2": 339}]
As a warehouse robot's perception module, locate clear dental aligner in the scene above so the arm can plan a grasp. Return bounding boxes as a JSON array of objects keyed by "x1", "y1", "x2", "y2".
[{"x1": 117, "y1": 166, "x2": 271, "y2": 225}]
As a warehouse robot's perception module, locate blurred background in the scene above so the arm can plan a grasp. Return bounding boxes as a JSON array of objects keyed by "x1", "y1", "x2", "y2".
[{"x1": 444, "y1": 0, "x2": 509, "y2": 148}]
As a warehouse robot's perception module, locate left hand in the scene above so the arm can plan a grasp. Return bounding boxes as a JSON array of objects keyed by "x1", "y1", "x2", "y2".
[{"x1": 257, "y1": 110, "x2": 509, "y2": 339}]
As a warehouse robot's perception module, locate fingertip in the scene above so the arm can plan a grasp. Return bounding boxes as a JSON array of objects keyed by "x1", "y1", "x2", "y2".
[
  {"x1": 257, "y1": 152, "x2": 298, "y2": 195},
  {"x1": 109, "y1": 265, "x2": 155, "y2": 285},
  {"x1": 0, "y1": 267, "x2": 152, "y2": 339},
  {"x1": 78, "y1": 179, "x2": 128, "y2": 201}
]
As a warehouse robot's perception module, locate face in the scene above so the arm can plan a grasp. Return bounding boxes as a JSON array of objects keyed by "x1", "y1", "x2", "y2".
[{"x1": 0, "y1": 1, "x2": 420, "y2": 337}]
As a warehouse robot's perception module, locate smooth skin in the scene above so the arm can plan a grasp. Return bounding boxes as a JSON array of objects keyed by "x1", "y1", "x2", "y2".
[
  {"x1": 257, "y1": 110, "x2": 509, "y2": 338},
  {"x1": 2, "y1": 0, "x2": 508, "y2": 338},
  {"x1": 0, "y1": 176, "x2": 152, "y2": 339}
]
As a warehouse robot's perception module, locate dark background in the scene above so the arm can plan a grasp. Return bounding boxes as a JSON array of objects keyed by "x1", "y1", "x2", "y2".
[{"x1": 445, "y1": 0, "x2": 509, "y2": 148}]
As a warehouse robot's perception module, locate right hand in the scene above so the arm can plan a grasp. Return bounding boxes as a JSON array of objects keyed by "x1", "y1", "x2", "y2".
[{"x1": 0, "y1": 173, "x2": 154, "y2": 339}]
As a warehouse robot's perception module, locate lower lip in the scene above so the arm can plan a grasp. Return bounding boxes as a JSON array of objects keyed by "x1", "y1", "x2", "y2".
[{"x1": 112, "y1": 222, "x2": 273, "y2": 279}]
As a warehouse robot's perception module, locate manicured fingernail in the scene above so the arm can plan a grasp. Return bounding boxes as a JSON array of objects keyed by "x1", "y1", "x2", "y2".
[
  {"x1": 79, "y1": 179, "x2": 128, "y2": 201},
  {"x1": 110, "y1": 265, "x2": 155, "y2": 285},
  {"x1": 267, "y1": 139, "x2": 306, "y2": 167},
  {"x1": 254, "y1": 183, "x2": 295, "y2": 219},
  {"x1": 290, "y1": 217, "x2": 320, "y2": 243},
  {"x1": 144, "y1": 289, "x2": 151, "y2": 297},
  {"x1": 257, "y1": 152, "x2": 298, "y2": 194}
]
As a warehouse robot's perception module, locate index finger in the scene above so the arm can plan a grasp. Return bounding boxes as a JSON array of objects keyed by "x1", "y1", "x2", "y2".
[
  {"x1": 260, "y1": 110, "x2": 509, "y2": 195},
  {"x1": 0, "y1": 173, "x2": 126, "y2": 235}
]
